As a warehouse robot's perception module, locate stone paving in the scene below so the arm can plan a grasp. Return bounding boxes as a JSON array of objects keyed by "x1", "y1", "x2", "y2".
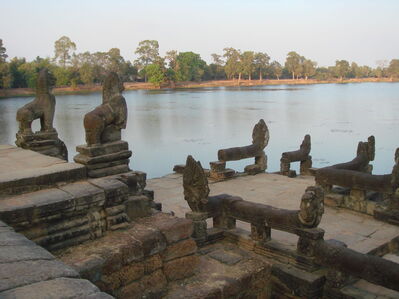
[
  {"x1": 0, "y1": 220, "x2": 112, "y2": 298},
  {"x1": 147, "y1": 173, "x2": 399, "y2": 253}
]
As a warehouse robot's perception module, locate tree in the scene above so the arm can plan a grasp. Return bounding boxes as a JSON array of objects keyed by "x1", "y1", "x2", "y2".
[
  {"x1": 387, "y1": 59, "x2": 399, "y2": 79},
  {"x1": 145, "y1": 64, "x2": 165, "y2": 88},
  {"x1": 241, "y1": 51, "x2": 255, "y2": 80},
  {"x1": 334, "y1": 60, "x2": 350, "y2": 80},
  {"x1": 211, "y1": 53, "x2": 224, "y2": 66},
  {"x1": 223, "y1": 47, "x2": 242, "y2": 80},
  {"x1": 254, "y1": 52, "x2": 270, "y2": 80},
  {"x1": 165, "y1": 50, "x2": 178, "y2": 70},
  {"x1": 285, "y1": 51, "x2": 302, "y2": 79},
  {"x1": 302, "y1": 59, "x2": 317, "y2": 80},
  {"x1": 54, "y1": 36, "x2": 76, "y2": 68},
  {"x1": 175, "y1": 52, "x2": 206, "y2": 81},
  {"x1": 209, "y1": 54, "x2": 225, "y2": 80},
  {"x1": 134, "y1": 40, "x2": 160, "y2": 81},
  {"x1": 269, "y1": 61, "x2": 282, "y2": 80},
  {"x1": 0, "y1": 39, "x2": 7, "y2": 63}
]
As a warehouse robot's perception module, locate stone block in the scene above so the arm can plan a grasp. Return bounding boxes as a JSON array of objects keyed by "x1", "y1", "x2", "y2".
[
  {"x1": 208, "y1": 249, "x2": 243, "y2": 265},
  {"x1": 209, "y1": 168, "x2": 235, "y2": 180},
  {"x1": 0, "y1": 162, "x2": 86, "y2": 197},
  {"x1": 0, "y1": 244, "x2": 54, "y2": 263},
  {"x1": 162, "y1": 239, "x2": 197, "y2": 262},
  {"x1": 74, "y1": 150, "x2": 132, "y2": 165},
  {"x1": 137, "y1": 212, "x2": 193, "y2": 244},
  {"x1": 0, "y1": 259, "x2": 78, "y2": 292},
  {"x1": 76, "y1": 141, "x2": 129, "y2": 157},
  {"x1": 117, "y1": 171, "x2": 147, "y2": 195},
  {"x1": 58, "y1": 181, "x2": 105, "y2": 208},
  {"x1": 163, "y1": 255, "x2": 199, "y2": 281},
  {"x1": 0, "y1": 231, "x2": 35, "y2": 246},
  {"x1": 117, "y1": 269, "x2": 167, "y2": 299},
  {"x1": 88, "y1": 165, "x2": 130, "y2": 178},
  {"x1": 143, "y1": 254, "x2": 163, "y2": 274},
  {"x1": 86, "y1": 159, "x2": 130, "y2": 171},
  {"x1": 89, "y1": 177, "x2": 129, "y2": 207},
  {"x1": 99, "y1": 262, "x2": 145, "y2": 292},
  {"x1": 210, "y1": 161, "x2": 226, "y2": 172},
  {"x1": 244, "y1": 164, "x2": 263, "y2": 175},
  {"x1": 173, "y1": 164, "x2": 185, "y2": 174},
  {"x1": 128, "y1": 223, "x2": 167, "y2": 257},
  {"x1": 125, "y1": 195, "x2": 152, "y2": 219},
  {"x1": 0, "y1": 188, "x2": 74, "y2": 225},
  {"x1": 0, "y1": 278, "x2": 107, "y2": 299}
]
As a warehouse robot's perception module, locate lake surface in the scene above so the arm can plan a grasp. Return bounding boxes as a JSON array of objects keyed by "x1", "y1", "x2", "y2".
[{"x1": 1, "y1": 83, "x2": 398, "y2": 178}]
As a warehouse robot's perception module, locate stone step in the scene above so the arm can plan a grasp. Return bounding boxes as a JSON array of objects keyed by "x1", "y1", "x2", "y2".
[{"x1": 0, "y1": 146, "x2": 86, "y2": 197}]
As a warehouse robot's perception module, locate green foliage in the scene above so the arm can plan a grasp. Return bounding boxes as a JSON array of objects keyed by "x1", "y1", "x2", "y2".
[
  {"x1": 0, "y1": 39, "x2": 8, "y2": 63},
  {"x1": 241, "y1": 51, "x2": 255, "y2": 80},
  {"x1": 334, "y1": 60, "x2": 350, "y2": 80},
  {"x1": 254, "y1": 52, "x2": 270, "y2": 80},
  {"x1": 1, "y1": 36, "x2": 396, "y2": 90},
  {"x1": 176, "y1": 52, "x2": 206, "y2": 81},
  {"x1": 134, "y1": 40, "x2": 160, "y2": 81},
  {"x1": 54, "y1": 36, "x2": 76, "y2": 67},
  {"x1": 223, "y1": 48, "x2": 242, "y2": 79},
  {"x1": 388, "y1": 59, "x2": 399, "y2": 78},
  {"x1": 145, "y1": 64, "x2": 165, "y2": 87},
  {"x1": 302, "y1": 59, "x2": 317, "y2": 79},
  {"x1": 285, "y1": 51, "x2": 303, "y2": 79},
  {"x1": 269, "y1": 61, "x2": 282, "y2": 79},
  {"x1": 52, "y1": 66, "x2": 72, "y2": 86}
]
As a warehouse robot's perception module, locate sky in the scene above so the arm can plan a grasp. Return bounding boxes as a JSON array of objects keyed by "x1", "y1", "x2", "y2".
[{"x1": 1, "y1": 0, "x2": 398, "y2": 67}]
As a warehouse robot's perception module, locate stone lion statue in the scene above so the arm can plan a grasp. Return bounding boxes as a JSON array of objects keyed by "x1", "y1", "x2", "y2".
[
  {"x1": 298, "y1": 186, "x2": 324, "y2": 228},
  {"x1": 16, "y1": 68, "x2": 56, "y2": 134},
  {"x1": 83, "y1": 72, "x2": 127, "y2": 146}
]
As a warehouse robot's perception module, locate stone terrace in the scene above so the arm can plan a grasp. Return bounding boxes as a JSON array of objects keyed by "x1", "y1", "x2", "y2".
[{"x1": 147, "y1": 173, "x2": 399, "y2": 254}]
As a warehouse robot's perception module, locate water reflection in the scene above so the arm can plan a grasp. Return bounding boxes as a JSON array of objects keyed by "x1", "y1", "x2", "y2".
[{"x1": 0, "y1": 83, "x2": 398, "y2": 178}]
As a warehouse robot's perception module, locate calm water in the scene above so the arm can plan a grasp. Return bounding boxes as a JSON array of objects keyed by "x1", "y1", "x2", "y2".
[{"x1": 1, "y1": 83, "x2": 398, "y2": 178}]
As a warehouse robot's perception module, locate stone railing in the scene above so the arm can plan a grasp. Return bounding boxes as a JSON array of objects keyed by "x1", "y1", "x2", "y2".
[
  {"x1": 280, "y1": 134, "x2": 312, "y2": 177},
  {"x1": 209, "y1": 119, "x2": 269, "y2": 179},
  {"x1": 315, "y1": 136, "x2": 399, "y2": 224},
  {"x1": 183, "y1": 155, "x2": 399, "y2": 293}
]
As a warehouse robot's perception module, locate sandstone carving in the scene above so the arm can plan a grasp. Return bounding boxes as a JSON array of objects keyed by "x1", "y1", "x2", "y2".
[
  {"x1": 74, "y1": 72, "x2": 131, "y2": 178},
  {"x1": 315, "y1": 136, "x2": 399, "y2": 224},
  {"x1": 15, "y1": 68, "x2": 67, "y2": 160},
  {"x1": 298, "y1": 186, "x2": 324, "y2": 227},
  {"x1": 83, "y1": 72, "x2": 127, "y2": 146},
  {"x1": 210, "y1": 119, "x2": 269, "y2": 179},
  {"x1": 16, "y1": 69, "x2": 56, "y2": 134},
  {"x1": 280, "y1": 134, "x2": 312, "y2": 177},
  {"x1": 183, "y1": 155, "x2": 209, "y2": 213}
]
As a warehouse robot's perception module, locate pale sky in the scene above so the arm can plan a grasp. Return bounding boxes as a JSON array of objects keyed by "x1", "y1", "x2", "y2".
[{"x1": 1, "y1": 0, "x2": 398, "y2": 67}]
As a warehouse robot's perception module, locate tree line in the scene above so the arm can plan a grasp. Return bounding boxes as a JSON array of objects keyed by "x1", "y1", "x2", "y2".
[{"x1": 1, "y1": 36, "x2": 399, "y2": 89}]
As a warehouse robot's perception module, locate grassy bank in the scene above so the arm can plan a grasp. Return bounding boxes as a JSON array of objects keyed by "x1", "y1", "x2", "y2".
[{"x1": 0, "y1": 78, "x2": 397, "y2": 99}]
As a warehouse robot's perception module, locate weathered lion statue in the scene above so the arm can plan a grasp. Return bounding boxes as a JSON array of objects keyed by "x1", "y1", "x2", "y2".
[
  {"x1": 83, "y1": 72, "x2": 127, "y2": 146},
  {"x1": 16, "y1": 68, "x2": 56, "y2": 134}
]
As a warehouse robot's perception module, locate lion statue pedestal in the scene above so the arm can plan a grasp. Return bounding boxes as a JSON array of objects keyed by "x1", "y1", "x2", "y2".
[{"x1": 73, "y1": 72, "x2": 131, "y2": 178}]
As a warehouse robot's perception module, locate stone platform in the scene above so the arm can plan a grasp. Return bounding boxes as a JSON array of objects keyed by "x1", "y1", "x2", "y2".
[
  {"x1": 0, "y1": 145, "x2": 86, "y2": 198},
  {"x1": 147, "y1": 173, "x2": 399, "y2": 254}
]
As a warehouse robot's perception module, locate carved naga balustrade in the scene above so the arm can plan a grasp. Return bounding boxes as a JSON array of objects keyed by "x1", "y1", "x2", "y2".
[
  {"x1": 183, "y1": 155, "x2": 399, "y2": 293},
  {"x1": 209, "y1": 119, "x2": 269, "y2": 180},
  {"x1": 280, "y1": 134, "x2": 312, "y2": 177},
  {"x1": 315, "y1": 136, "x2": 399, "y2": 224}
]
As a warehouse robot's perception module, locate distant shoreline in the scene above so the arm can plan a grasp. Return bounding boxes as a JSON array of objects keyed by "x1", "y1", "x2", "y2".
[{"x1": 0, "y1": 78, "x2": 397, "y2": 99}]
